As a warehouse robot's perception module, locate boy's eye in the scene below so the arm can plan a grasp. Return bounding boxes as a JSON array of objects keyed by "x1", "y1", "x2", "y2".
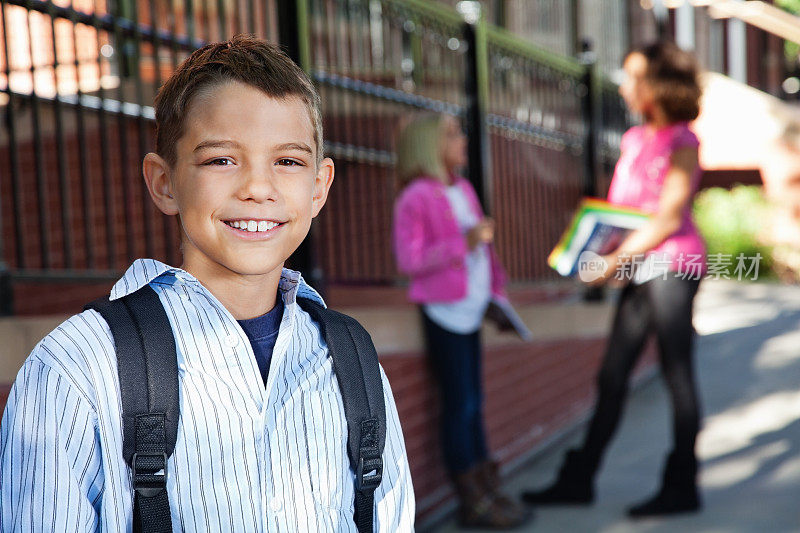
[
  {"x1": 203, "y1": 157, "x2": 234, "y2": 166},
  {"x1": 277, "y1": 158, "x2": 304, "y2": 167}
]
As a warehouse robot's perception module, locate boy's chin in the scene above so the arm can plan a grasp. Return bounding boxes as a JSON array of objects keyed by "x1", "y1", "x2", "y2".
[{"x1": 216, "y1": 256, "x2": 285, "y2": 278}]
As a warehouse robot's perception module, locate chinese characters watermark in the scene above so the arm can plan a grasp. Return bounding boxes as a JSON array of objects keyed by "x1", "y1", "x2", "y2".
[{"x1": 577, "y1": 251, "x2": 762, "y2": 283}]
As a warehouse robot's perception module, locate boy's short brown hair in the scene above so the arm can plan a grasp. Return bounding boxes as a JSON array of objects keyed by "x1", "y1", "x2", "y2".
[
  {"x1": 154, "y1": 34, "x2": 323, "y2": 166},
  {"x1": 628, "y1": 41, "x2": 702, "y2": 123}
]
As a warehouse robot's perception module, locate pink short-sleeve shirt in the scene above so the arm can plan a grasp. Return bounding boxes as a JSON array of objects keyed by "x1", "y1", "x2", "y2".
[{"x1": 607, "y1": 122, "x2": 706, "y2": 276}]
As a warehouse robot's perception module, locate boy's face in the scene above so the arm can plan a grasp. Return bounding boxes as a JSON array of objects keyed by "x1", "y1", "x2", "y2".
[{"x1": 145, "y1": 81, "x2": 334, "y2": 282}]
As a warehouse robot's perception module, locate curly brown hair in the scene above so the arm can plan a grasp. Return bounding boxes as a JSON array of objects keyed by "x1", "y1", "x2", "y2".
[{"x1": 629, "y1": 41, "x2": 702, "y2": 123}]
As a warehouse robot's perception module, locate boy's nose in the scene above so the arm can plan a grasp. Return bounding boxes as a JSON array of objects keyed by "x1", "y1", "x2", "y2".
[{"x1": 237, "y1": 170, "x2": 278, "y2": 203}]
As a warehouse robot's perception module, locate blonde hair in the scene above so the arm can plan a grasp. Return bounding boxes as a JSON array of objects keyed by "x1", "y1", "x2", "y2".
[{"x1": 395, "y1": 113, "x2": 447, "y2": 189}]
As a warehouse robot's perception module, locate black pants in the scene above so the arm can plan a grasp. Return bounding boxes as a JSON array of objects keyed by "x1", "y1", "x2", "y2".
[
  {"x1": 421, "y1": 312, "x2": 489, "y2": 476},
  {"x1": 580, "y1": 276, "x2": 702, "y2": 472}
]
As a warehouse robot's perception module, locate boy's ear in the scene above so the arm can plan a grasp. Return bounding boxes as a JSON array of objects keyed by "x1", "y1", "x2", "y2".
[
  {"x1": 311, "y1": 157, "x2": 335, "y2": 218},
  {"x1": 143, "y1": 152, "x2": 179, "y2": 216}
]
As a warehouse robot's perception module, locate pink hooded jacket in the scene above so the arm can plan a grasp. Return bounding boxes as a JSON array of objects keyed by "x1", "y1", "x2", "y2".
[{"x1": 392, "y1": 176, "x2": 508, "y2": 303}]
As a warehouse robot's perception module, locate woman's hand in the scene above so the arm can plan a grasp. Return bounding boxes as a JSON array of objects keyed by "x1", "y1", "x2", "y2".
[
  {"x1": 467, "y1": 218, "x2": 495, "y2": 249},
  {"x1": 585, "y1": 253, "x2": 621, "y2": 287}
]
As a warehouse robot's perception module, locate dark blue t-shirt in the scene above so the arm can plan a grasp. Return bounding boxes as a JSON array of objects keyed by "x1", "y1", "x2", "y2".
[{"x1": 237, "y1": 298, "x2": 284, "y2": 385}]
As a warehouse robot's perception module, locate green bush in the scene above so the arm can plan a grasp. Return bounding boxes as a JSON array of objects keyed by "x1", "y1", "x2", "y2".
[{"x1": 692, "y1": 185, "x2": 774, "y2": 279}]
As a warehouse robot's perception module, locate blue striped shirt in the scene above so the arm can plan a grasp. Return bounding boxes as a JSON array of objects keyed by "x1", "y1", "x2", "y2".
[{"x1": 1, "y1": 259, "x2": 415, "y2": 531}]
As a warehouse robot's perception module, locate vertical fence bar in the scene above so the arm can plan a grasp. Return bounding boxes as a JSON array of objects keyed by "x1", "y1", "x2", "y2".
[
  {"x1": 148, "y1": 0, "x2": 162, "y2": 90},
  {"x1": 129, "y1": 0, "x2": 153, "y2": 259},
  {"x1": 579, "y1": 41, "x2": 597, "y2": 198},
  {"x1": 70, "y1": 0, "x2": 95, "y2": 269},
  {"x1": 92, "y1": 0, "x2": 117, "y2": 269},
  {"x1": 580, "y1": 41, "x2": 604, "y2": 298},
  {"x1": 0, "y1": 0, "x2": 13, "y2": 313},
  {"x1": 0, "y1": 262, "x2": 10, "y2": 314},
  {"x1": 2, "y1": 0, "x2": 25, "y2": 273},
  {"x1": 48, "y1": 1, "x2": 74, "y2": 268},
  {"x1": 261, "y1": 0, "x2": 270, "y2": 43},
  {"x1": 25, "y1": 1, "x2": 52, "y2": 269},
  {"x1": 462, "y1": 8, "x2": 491, "y2": 212},
  {"x1": 338, "y1": 0, "x2": 354, "y2": 278},
  {"x1": 246, "y1": 0, "x2": 254, "y2": 35},
  {"x1": 184, "y1": 0, "x2": 195, "y2": 55},
  {"x1": 201, "y1": 0, "x2": 212, "y2": 41},
  {"x1": 215, "y1": 0, "x2": 226, "y2": 39},
  {"x1": 147, "y1": 0, "x2": 165, "y2": 260},
  {"x1": 111, "y1": 0, "x2": 134, "y2": 265}
]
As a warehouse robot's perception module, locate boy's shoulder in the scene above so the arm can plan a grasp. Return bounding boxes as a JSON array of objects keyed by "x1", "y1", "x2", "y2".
[
  {"x1": 22, "y1": 307, "x2": 115, "y2": 410},
  {"x1": 21, "y1": 259, "x2": 176, "y2": 404}
]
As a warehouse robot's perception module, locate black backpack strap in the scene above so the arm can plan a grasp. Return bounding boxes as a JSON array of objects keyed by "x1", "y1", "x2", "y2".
[
  {"x1": 297, "y1": 298, "x2": 386, "y2": 533},
  {"x1": 85, "y1": 285, "x2": 179, "y2": 533}
]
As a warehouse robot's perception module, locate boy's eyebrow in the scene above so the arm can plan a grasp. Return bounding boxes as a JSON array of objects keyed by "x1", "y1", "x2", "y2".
[
  {"x1": 193, "y1": 140, "x2": 314, "y2": 156},
  {"x1": 193, "y1": 139, "x2": 244, "y2": 152},
  {"x1": 274, "y1": 142, "x2": 313, "y2": 155}
]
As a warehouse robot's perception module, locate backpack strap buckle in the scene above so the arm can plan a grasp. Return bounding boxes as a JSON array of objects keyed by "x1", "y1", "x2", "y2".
[
  {"x1": 356, "y1": 455, "x2": 383, "y2": 491},
  {"x1": 356, "y1": 417, "x2": 383, "y2": 491},
  {"x1": 132, "y1": 452, "x2": 168, "y2": 498}
]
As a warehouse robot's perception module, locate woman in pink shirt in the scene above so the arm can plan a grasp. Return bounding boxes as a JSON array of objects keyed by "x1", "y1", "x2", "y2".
[
  {"x1": 393, "y1": 114, "x2": 529, "y2": 529},
  {"x1": 523, "y1": 41, "x2": 706, "y2": 518}
]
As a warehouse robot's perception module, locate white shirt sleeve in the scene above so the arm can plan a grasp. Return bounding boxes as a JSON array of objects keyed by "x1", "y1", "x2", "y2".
[{"x1": 1, "y1": 355, "x2": 103, "y2": 532}]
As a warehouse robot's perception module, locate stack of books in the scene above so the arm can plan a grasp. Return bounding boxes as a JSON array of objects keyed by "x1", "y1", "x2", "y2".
[{"x1": 548, "y1": 198, "x2": 650, "y2": 277}]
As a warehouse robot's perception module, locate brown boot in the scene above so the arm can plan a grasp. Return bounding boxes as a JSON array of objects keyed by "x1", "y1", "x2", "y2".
[
  {"x1": 455, "y1": 465, "x2": 533, "y2": 530},
  {"x1": 475, "y1": 461, "x2": 530, "y2": 515}
]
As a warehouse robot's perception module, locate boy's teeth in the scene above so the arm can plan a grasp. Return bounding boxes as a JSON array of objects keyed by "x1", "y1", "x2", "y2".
[{"x1": 228, "y1": 220, "x2": 280, "y2": 232}]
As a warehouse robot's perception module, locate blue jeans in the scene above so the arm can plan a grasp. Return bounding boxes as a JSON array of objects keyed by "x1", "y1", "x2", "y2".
[{"x1": 421, "y1": 311, "x2": 489, "y2": 476}]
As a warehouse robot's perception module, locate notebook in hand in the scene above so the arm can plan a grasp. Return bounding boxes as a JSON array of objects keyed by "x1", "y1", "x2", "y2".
[
  {"x1": 548, "y1": 198, "x2": 650, "y2": 278},
  {"x1": 485, "y1": 297, "x2": 533, "y2": 341}
]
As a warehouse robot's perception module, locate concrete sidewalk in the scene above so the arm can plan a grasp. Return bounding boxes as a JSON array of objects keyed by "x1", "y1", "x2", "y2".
[{"x1": 431, "y1": 279, "x2": 800, "y2": 532}]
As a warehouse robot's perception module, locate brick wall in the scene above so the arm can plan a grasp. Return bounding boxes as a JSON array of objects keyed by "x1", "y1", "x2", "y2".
[{"x1": 12, "y1": 281, "x2": 113, "y2": 315}]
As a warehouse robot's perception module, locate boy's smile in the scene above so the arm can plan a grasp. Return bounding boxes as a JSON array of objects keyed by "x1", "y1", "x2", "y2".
[{"x1": 143, "y1": 81, "x2": 334, "y2": 314}]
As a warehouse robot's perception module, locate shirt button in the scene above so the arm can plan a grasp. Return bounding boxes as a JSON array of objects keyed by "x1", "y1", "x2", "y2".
[
  {"x1": 269, "y1": 497, "x2": 283, "y2": 512},
  {"x1": 225, "y1": 334, "x2": 239, "y2": 348}
]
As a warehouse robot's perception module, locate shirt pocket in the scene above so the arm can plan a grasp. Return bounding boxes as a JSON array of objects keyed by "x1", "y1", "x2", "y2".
[{"x1": 299, "y1": 389, "x2": 353, "y2": 513}]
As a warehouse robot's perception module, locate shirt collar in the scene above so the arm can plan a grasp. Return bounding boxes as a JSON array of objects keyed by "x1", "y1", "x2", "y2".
[{"x1": 110, "y1": 258, "x2": 326, "y2": 308}]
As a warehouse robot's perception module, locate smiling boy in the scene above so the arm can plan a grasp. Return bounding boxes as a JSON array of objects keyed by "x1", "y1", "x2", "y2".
[{"x1": 0, "y1": 36, "x2": 414, "y2": 531}]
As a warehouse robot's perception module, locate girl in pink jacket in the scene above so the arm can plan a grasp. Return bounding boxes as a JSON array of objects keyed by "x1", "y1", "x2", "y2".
[{"x1": 393, "y1": 113, "x2": 530, "y2": 529}]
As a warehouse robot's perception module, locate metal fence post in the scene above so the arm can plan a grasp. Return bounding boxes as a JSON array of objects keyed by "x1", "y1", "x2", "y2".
[
  {"x1": 579, "y1": 39, "x2": 598, "y2": 199},
  {"x1": 461, "y1": 3, "x2": 492, "y2": 213},
  {"x1": 278, "y1": 0, "x2": 325, "y2": 294},
  {"x1": 0, "y1": 179, "x2": 10, "y2": 314},
  {"x1": 0, "y1": 263, "x2": 11, "y2": 316},
  {"x1": 580, "y1": 40, "x2": 605, "y2": 302}
]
